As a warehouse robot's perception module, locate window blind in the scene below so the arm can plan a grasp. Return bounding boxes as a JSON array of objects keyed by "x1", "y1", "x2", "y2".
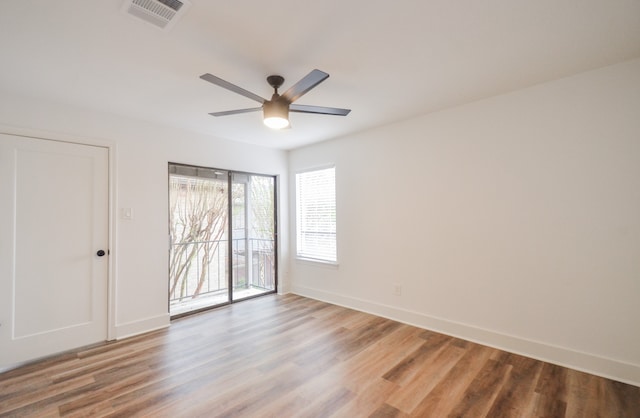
[{"x1": 295, "y1": 167, "x2": 336, "y2": 262}]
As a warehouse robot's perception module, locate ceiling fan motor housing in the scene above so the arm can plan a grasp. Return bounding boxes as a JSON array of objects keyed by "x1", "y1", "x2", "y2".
[{"x1": 263, "y1": 98, "x2": 289, "y2": 120}]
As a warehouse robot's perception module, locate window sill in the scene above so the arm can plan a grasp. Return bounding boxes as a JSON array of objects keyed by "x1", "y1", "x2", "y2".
[{"x1": 295, "y1": 257, "x2": 339, "y2": 269}]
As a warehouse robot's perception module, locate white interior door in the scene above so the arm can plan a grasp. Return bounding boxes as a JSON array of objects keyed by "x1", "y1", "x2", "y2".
[{"x1": 0, "y1": 134, "x2": 109, "y2": 369}]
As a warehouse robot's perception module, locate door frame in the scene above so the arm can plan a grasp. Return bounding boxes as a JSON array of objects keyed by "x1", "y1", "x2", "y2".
[
  {"x1": 0, "y1": 124, "x2": 117, "y2": 341},
  {"x1": 168, "y1": 162, "x2": 278, "y2": 317}
]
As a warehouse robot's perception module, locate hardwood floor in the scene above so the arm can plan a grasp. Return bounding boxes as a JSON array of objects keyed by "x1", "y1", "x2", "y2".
[{"x1": 1, "y1": 294, "x2": 638, "y2": 417}]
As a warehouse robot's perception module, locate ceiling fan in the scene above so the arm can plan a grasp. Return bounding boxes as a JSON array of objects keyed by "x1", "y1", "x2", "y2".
[{"x1": 199, "y1": 69, "x2": 351, "y2": 129}]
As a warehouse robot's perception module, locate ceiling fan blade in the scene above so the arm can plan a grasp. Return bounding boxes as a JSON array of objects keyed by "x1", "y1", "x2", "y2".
[
  {"x1": 209, "y1": 107, "x2": 262, "y2": 117},
  {"x1": 281, "y1": 69, "x2": 330, "y2": 103},
  {"x1": 200, "y1": 73, "x2": 265, "y2": 104},
  {"x1": 289, "y1": 104, "x2": 351, "y2": 116}
]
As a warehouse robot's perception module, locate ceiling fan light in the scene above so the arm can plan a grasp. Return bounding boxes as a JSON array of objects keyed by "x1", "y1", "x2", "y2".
[
  {"x1": 263, "y1": 101, "x2": 290, "y2": 129},
  {"x1": 264, "y1": 116, "x2": 289, "y2": 129}
]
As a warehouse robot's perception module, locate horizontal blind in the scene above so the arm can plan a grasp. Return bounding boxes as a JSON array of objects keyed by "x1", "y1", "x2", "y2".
[{"x1": 295, "y1": 167, "x2": 336, "y2": 262}]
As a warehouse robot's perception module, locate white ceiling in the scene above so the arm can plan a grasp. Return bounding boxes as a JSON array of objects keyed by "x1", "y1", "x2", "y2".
[{"x1": 1, "y1": 1, "x2": 639, "y2": 150}]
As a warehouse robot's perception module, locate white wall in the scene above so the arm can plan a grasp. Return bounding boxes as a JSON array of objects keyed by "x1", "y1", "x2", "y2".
[
  {"x1": 289, "y1": 58, "x2": 640, "y2": 385},
  {"x1": 0, "y1": 93, "x2": 289, "y2": 341}
]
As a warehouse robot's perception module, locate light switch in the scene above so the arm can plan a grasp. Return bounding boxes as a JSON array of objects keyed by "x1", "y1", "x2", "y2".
[{"x1": 121, "y1": 208, "x2": 134, "y2": 220}]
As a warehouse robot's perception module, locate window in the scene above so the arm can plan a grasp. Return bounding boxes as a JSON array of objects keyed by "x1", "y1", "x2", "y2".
[{"x1": 295, "y1": 166, "x2": 337, "y2": 263}]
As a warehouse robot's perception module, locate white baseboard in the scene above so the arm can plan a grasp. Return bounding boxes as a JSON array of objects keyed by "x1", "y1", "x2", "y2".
[
  {"x1": 114, "y1": 313, "x2": 170, "y2": 340},
  {"x1": 291, "y1": 284, "x2": 640, "y2": 387}
]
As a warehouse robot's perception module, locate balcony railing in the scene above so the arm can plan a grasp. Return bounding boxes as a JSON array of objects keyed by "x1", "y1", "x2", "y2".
[{"x1": 169, "y1": 237, "x2": 275, "y2": 306}]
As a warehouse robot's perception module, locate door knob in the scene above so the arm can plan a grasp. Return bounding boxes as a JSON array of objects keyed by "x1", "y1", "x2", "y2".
[{"x1": 96, "y1": 250, "x2": 106, "y2": 257}]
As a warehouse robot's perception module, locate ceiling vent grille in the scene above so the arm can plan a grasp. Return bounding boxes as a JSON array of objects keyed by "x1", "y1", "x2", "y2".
[{"x1": 123, "y1": 0, "x2": 191, "y2": 31}]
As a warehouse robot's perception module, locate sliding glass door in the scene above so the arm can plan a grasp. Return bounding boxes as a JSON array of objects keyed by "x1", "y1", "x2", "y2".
[
  {"x1": 168, "y1": 164, "x2": 277, "y2": 316},
  {"x1": 231, "y1": 173, "x2": 277, "y2": 301}
]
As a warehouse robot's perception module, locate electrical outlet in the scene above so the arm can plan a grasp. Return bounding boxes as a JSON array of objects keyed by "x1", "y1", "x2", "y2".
[{"x1": 393, "y1": 283, "x2": 402, "y2": 296}]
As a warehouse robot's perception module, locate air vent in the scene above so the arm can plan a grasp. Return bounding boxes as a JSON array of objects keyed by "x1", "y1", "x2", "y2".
[{"x1": 123, "y1": 0, "x2": 191, "y2": 31}]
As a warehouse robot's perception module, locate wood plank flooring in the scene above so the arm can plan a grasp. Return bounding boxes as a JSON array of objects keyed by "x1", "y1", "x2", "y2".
[{"x1": 1, "y1": 294, "x2": 638, "y2": 417}]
